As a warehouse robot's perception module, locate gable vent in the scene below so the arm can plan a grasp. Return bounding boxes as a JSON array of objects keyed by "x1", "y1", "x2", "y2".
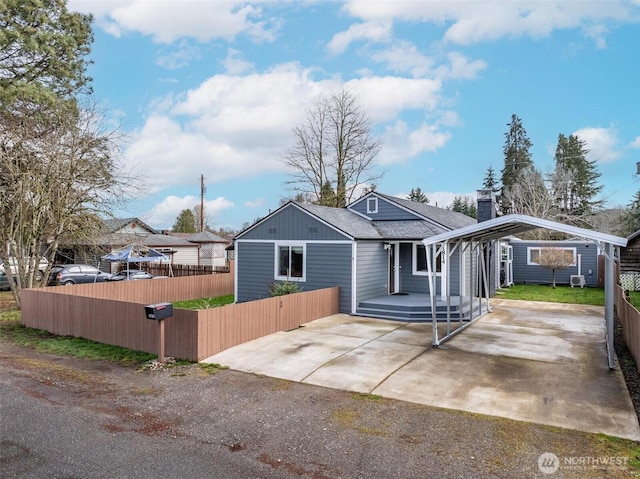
[
  {"x1": 268, "y1": 228, "x2": 277, "y2": 234},
  {"x1": 308, "y1": 227, "x2": 318, "y2": 234}
]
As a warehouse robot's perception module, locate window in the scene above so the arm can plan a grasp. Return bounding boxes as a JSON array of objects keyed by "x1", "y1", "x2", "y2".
[
  {"x1": 527, "y1": 247, "x2": 576, "y2": 266},
  {"x1": 413, "y1": 243, "x2": 442, "y2": 275},
  {"x1": 275, "y1": 243, "x2": 306, "y2": 281},
  {"x1": 367, "y1": 197, "x2": 378, "y2": 214}
]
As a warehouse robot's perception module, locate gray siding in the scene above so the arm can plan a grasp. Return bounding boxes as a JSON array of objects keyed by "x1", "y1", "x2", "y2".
[
  {"x1": 241, "y1": 204, "x2": 350, "y2": 241},
  {"x1": 236, "y1": 241, "x2": 353, "y2": 312},
  {"x1": 397, "y1": 242, "x2": 462, "y2": 295},
  {"x1": 305, "y1": 243, "x2": 353, "y2": 312},
  {"x1": 511, "y1": 241, "x2": 598, "y2": 287},
  {"x1": 236, "y1": 242, "x2": 276, "y2": 302},
  {"x1": 355, "y1": 242, "x2": 388, "y2": 303},
  {"x1": 349, "y1": 196, "x2": 418, "y2": 220}
]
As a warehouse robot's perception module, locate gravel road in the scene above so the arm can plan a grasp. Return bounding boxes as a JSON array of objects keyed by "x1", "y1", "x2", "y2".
[{"x1": 1, "y1": 337, "x2": 637, "y2": 479}]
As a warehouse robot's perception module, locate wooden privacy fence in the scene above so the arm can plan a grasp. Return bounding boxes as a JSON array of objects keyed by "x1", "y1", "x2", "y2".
[
  {"x1": 615, "y1": 284, "x2": 640, "y2": 373},
  {"x1": 21, "y1": 276, "x2": 339, "y2": 362},
  {"x1": 145, "y1": 262, "x2": 231, "y2": 277}
]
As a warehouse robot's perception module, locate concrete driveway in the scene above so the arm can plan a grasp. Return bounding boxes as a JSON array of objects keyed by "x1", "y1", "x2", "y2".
[{"x1": 203, "y1": 298, "x2": 640, "y2": 441}]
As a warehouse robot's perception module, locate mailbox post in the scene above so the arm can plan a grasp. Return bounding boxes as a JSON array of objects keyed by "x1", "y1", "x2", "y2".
[{"x1": 144, "y1": 303, "x2": 173, "y2": 363}]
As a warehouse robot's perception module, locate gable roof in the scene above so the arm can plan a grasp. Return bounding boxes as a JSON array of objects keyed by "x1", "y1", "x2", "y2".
[
  {"x1": 372, "y1": 193, "x2": 477, "y2": 230},
  {"x1": 237, "y1": 195, "x2": 478, "y2": 242},
  {"x1": 103, "y1": 217, "x2": 158, "y2": 235},
  {"x1": 295, "y1": 203, "x2": 381, "y2": 239},
  {"x1": 187, "y1": 231, "x2": 229, "y2": 243}
]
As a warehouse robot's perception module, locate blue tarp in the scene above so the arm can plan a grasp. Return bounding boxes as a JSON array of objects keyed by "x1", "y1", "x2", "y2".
[{"x1": 101, "y1": 244, "x2": 170, "y2": 263}]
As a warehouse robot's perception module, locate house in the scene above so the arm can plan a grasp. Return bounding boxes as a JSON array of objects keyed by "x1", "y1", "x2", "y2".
[
  {"x1": 621, "y1": 230, "x2": 640, "y2": 274},
  {"x1": 502, "y1": 238, "x2": 599, "y2": 288},
  {"x1": 57, "y1": 218, "x2": 202, "y2": 271},
  {"x1": 619, "y1": 230, "x2": 640, "y2": 291},
  {"x1": 168, "y1": 230, "x2": 229, "y2": 268},
  {"x1": 234, "y1": 192, "x2": 477, "y2": 319}
]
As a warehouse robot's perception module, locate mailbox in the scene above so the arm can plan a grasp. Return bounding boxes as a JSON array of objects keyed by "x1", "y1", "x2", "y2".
[{"x1": 144, "y1": 302, "x2": 173, "y2": 320}]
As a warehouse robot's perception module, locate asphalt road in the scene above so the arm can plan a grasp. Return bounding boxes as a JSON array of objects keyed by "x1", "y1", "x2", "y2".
[{"x1": 0, "y1": 340, "x2": 635, "y2": 479}]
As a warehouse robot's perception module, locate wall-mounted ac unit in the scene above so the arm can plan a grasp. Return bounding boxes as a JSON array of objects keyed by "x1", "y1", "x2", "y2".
[{"x1": 570, "y1": 275, "x2": 586, "y2": 288}]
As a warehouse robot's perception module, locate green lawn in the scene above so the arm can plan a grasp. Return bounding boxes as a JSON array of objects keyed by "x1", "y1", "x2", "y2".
[
  {"x1": 628, "y1": 291, "x2": 640, "y2": 310},
  {"x1": 173, "y1": 294, "x2": 234, "y2": 310},
  {"x1": 496, "y1": 284, "x2": 605, "y2": 306}
]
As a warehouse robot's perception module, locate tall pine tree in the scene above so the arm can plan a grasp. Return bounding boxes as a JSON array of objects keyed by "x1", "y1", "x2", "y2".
[
  {"x1": 553, "y1": 134, "x2": 603, "y2": 220},
  {"x1": 500, "y1": 114, "x2": 533, "y2": 214}
]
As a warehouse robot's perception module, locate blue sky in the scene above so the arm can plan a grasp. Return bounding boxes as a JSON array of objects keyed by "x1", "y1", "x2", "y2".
[{"x1": 69, "y1": 1, "x2": 640, "y2": 231}]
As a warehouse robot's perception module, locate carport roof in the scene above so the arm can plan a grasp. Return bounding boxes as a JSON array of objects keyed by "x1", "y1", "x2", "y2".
[{"x1": 422, "y1": 214, "x2": 628, "y2": 247}]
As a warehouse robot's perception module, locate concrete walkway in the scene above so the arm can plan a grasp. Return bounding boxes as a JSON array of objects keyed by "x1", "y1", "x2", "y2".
[{"x1": 203, "y1": 298, "x2": 640, "y2": 441}]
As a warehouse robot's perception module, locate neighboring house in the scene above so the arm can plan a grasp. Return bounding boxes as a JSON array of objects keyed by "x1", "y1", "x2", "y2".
[
  {"x1": 506, "y1": 239, "x2": 599, "y2": 287},
  {"x1": 621, "y1": 230, "x2": 640, "y2": 274},
  {"x1": 169, "y1": 231, "x2": 229, "y2": 268},
  {"x1": 234, "y1": 192, "x2": 477, "y2": 318},
  {"x1": 619, "y1": 230, "x2": 640, "y2": 291},
  {"x1": 57, "y1": 218, "x2": 200, "y2": 271}
]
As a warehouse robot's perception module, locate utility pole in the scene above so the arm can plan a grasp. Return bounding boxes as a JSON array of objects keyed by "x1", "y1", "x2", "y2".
[{"x1": 200, "y1": 174, "x2": 205, "y2": 232}]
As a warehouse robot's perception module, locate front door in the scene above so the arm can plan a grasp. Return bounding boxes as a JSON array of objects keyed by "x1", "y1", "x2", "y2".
[{"x1": 388, "y1": 243, "x2": 399, "y2": 294}]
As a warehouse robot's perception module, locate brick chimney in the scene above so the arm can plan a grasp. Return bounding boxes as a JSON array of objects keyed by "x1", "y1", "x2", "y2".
[{"x1": 477, "y1": 189, "x2": 496, "y2": 222}]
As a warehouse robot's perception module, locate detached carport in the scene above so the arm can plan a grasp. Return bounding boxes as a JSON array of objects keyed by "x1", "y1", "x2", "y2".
[{"x1": 422, "y1": 214, "x2": 628, "y2": 369}]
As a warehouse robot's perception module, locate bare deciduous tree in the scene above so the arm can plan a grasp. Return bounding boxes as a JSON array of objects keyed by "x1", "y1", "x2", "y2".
[
  {"x1": 283, "y1": 87, "x2": 383, "y2": 207},
  {"x1": 535, "y1": 247, "x2": 574, "y2": 288},
  {"x1": 502, "y1": 166, "x2": 557, "y2": 239},
  {"x1": 0, "y1": 102, "x2": 135, "y2": 307}
]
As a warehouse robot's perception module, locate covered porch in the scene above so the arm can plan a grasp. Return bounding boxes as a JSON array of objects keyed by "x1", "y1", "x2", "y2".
[{"x1": 355, "y1": 293, "x2": 486, "y2": 321}]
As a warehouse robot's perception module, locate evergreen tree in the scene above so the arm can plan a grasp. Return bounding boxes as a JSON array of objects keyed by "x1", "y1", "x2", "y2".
[
  {"x1": 318, "y1": 180, "x2": 337, "y2": 206},
  {"x1": 500, "y1": 114, "x2": 533, "y2": 214},
  {"x1": 449, "y1": 195, "x2": 477, "y2": 219},
  {"x1": 621, "y1": 190, "x2": 640, "y2": 236},
  {"x1": 408, "y1": 187, "x2": 429, "y2": 203},
  {"x1": 172, "y1": 209, "x2": 197, "y2": 233},
  {"x1": 553, "y1": 133, "x2": 603, "y2": 219},
  {"x1": 482, "y1": 166, "x2": 500, "y2": 194}
]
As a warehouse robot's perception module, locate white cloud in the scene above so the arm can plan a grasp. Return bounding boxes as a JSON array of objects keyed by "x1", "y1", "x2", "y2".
[
  {"x1": 428, "y1": 191, "x2": 477, "y2": 209},
  {"x1": 370, "y1": 41, "x2": 435, "y2": 77},
  {"x1": 222, "y1": 48, "x2": 255, "y2": 75},
  {"x1": 143, "y1": 195, "x2": 234, "y2": 229},
  {"x1": 573, "y1": 126, "x2": 621, "y2": 163},
  {"x1": 71, "y1": 0, "x2": 278, "y2": 43},
  {"x1": 327, "y1": 20, "x2": 393, "y2": 55},
  {"x1": 123, "y1": 64, "x2": 455, "y2": 193},
  {"x1": 437, "y1": 52, "x2": 487, "y2": 80},
  {"x1": 630, "y1": 136, "x2": 640, "y2": 149},
  {"x1": 155, "y1": 41, "x2": 202, "y2": 70},
  {"x1": 342, "y1": 0, "x2": 633, "y2": 47},
  {"x1": 380, "y1": 120, "x2": 451, "y2": 164},
  {"x1": 244, "y1": 198, "x2": 265, "y2": 208}
]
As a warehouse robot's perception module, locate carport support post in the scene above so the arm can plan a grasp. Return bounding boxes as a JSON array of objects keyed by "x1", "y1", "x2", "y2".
[
  {"x1": 158, "y1": 319, "x2": 165, "y2": 364},
  {"x1": 604, "y1": 242, "x2": 615, "y2": 370}
]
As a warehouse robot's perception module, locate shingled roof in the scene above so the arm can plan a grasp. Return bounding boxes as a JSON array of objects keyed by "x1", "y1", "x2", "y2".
[{"x1": 294, "y1": 192, "x2": 476, "y2": 240}]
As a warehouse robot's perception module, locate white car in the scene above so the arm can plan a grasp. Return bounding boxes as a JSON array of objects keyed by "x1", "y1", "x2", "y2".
[{"x1": 0, "y1": 256, "x2": 49, "y2": 279}]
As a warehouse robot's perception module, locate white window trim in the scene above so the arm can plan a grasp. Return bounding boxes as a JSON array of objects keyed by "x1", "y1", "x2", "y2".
[
  {"x1": 367, "y1": 197, "x2": 378, "y2": 214},
  {"x1": 527, "y1": 246, "x2": 577, "y2": 266},
  {"x1": 412, "y1": 242, "x2": 443, "y2": 276},
  {"x1": 274, "y1": 241, "x2": 307, "y2": 282}
]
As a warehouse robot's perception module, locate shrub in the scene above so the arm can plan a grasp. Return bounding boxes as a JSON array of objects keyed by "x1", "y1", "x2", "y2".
[{"x1": 269, "y1": 280, "x2": 302, "y2": 296}]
